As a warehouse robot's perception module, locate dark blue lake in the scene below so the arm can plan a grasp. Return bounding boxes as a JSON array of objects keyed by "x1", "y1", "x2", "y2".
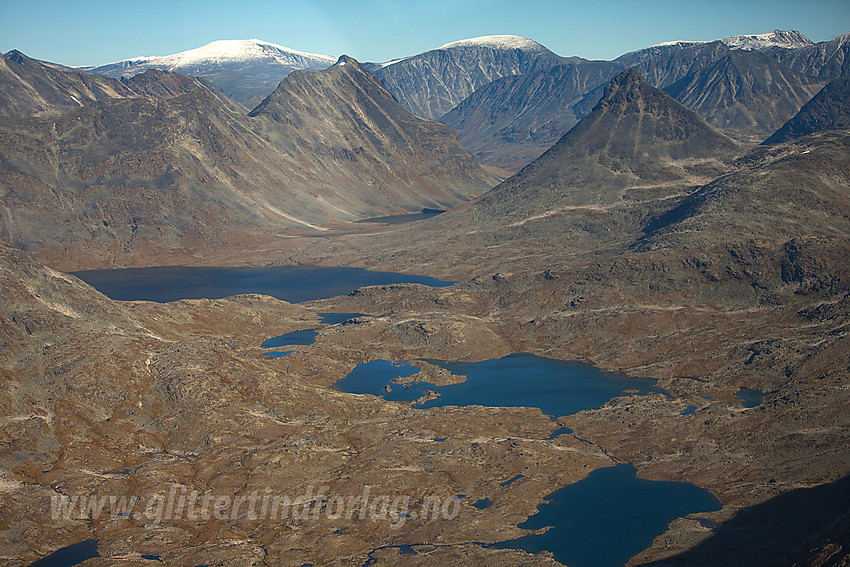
[
  {"x1": 70, "y1": 266, "x2": 452, "y2": 303},
  {"x1": 354, "y1": 208, "x2": 445, "y2": 225},
  {"x1": 262, "y1": 328, "x2": 319, "y2": 349},
  {"x1": 27, "y1": 539, "x2": 99, "y2": 567},
  {"x1": 492, "y1": 463, "x2": 721, "y2": 567},
  {"x1": 334, "y1": 354, "x2": 665, "y2": 417},
  {"x1": 735, "y1": 387, "x2": 767, "y2": 408}
]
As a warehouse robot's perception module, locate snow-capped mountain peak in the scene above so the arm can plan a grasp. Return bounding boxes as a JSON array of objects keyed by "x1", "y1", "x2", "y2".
[
  {"x1": 437, "y1": 35, "x2": 548, "y2": 52},
  {"x1": 648, "y1": 40, "x2": 708, "y2": 49},
  {"x1": 720, "y1": 29, "x2": 813, "y2": 50},
  {"x1": 83, "y1": 39, "x2": 336, "y2": 104},
  {"x1": 144, "y1": 39, "x2": 335, "y2": 68}
]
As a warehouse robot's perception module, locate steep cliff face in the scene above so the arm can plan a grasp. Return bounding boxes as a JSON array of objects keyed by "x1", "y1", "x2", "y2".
[
  {"x1": 440, "y1": 60, "x2": 623, "y2": 170},
  {"x1": 372, "y1": 35, "x2": 565, "y2": 119},
  {"x1": 768, "y1": 32, "x2": 850, "y2": 80},
  {"x1": 631, "y1": 41, "x2": 735, "y2": 89},
  {"x1": 664, "y1": 51, "x2": 825, "y2": 142},
  {"x1": 764, "y1": 78, "x2": 850, "y2": 144}
]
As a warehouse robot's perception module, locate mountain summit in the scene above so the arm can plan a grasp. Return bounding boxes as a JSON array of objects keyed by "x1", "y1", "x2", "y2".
[
  {"x1": 245, "y1": 55, "x2": 493, "y2": 214},
  {"x1": 84, "y1": 39, "x2": 335, "y2": 104},
  {"x1": 477, "y1": 68, "x2": 738, "y2": 213},
  {"x1": 619, "y1": 29, "x2": 814, "y2": 67},
  {"x1": 437, "y1": 35, "x2": 550, "y2": 51},
  {"x1": 720, "y1": 29, "x2": 813, "y2": 50}
]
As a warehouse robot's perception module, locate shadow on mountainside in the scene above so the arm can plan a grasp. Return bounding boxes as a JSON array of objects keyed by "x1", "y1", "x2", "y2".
[{"x1": 641, "y1": 474, "x2": 850, "y2": 566}]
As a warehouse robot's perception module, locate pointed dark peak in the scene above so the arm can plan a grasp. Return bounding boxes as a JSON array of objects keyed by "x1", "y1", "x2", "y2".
[
  {"x1": 573, "y1": 67, "x2": 737, "y2": 156},
  {"x1": 325, "y1": 55, "x2": 374, "y2": 80},
  {"x1": 249, "y1": 54, "x2": 376, "y2": 118},
  {"x1": 600, "y1": 68, "x2": 642, "y2": 99},
  {"x1": 609, "y1": 67, "x2": 642, "y2": 87},
  {"x1": 593, "y1": 67, "x2": 699, "y2": 121},
  {"x1": 4, "y1": 49, "x2": 31, "y2": 65},
  {"x1": 334, "y1": 54, "x2": 359, "y2": 67},
  {"x1": 479, "y1": 66, "x2": 738, "y2": 210},
  {"x1": 597, "y1": 68, "x2": 665, "y2": 111}
]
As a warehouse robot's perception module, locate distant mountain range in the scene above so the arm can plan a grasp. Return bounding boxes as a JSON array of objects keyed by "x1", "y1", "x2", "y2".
[
  {"x1": 5, "y1": 28, "x2": 850, "y2": 566},
  {"x1": 616, "y1": 29, "x2": 814, "y2": 67},
  {"x1": 75, "y1": 31, "x2": 848, "y2": 166},
  {"x1": 435, "y1": 30, "x2": 848, "y2": 169}
]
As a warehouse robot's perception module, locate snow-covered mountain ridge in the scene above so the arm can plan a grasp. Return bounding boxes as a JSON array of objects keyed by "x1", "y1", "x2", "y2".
[
  {"x1": 650, "y1": 29, "x2": 813, "y2": 51},
  {"x1": 82, "y1": 39, "x2": 335, "y2": 104},
  {"x1": 437, "y1": 35, "x2": 549, "y2": 51}
]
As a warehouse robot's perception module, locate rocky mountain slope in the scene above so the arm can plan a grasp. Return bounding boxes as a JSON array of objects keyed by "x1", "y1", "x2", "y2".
[
  {"x1": 664, "y1": 50, "x2": 825, "y2": 142},
  {"x1": 83, "y1": 39, "x2": 336, "y2": 106},
  {"x1": 474, "y1": 69, "x2": 738, "y2": 214},
  {"x1": 0, "y1": 54, "x2": 494, "y2": 269},
  {"x1": 295, "y1": 69, "x2": 740, "y2": 273},
  {"x1": 764, "y1": 77, "x2": 850, "y2": 143},
  {"x1": 372, "y1": 35, "x2": 566, "y2": 119},
  {"x1": 247, "y1": 56, "x2": 492, "y2": 214},
  {"x1": 440, "y1": 60, "x2": 624, "y2": 170},
  {"x1": 4, "y1": 33, "x2": 850, "y2": 567}
]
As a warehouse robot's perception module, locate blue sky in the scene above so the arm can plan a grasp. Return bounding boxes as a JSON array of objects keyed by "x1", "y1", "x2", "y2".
[{"x1": 2, "y1": 0, "x2": 848, "y2": 66}]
